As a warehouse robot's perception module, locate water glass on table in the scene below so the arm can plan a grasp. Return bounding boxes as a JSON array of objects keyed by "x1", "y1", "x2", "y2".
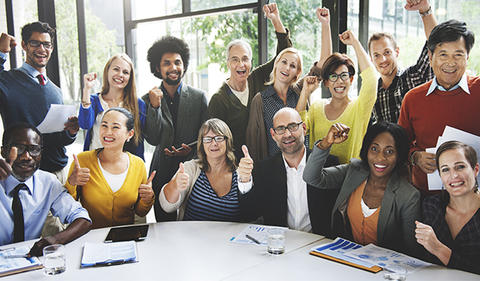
[
  {"x1": 267, "y1": 228, "x2": 285, "y2": 255},
  {"x1": 43, "y1": 244, "x2": 66, "y2": 275}
]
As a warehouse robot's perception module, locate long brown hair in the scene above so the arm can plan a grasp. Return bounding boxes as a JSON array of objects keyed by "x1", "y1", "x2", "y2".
[{"x1": 100, "y1": 53, "x2": 141, "y2": 145}]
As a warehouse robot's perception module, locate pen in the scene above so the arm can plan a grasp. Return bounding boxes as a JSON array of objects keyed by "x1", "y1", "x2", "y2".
[
  {"x1": 245, "y1": 234, "x2": 261, "y2": 244},
  {"x1": 4, "y1": 254, "x2": 28, "y2": 259},
  {"x1": 176, "y1": 141, "x2": 198, "y2": 151}
]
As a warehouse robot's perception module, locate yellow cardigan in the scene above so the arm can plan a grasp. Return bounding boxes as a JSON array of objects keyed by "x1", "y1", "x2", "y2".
[
  {"x1": 300, "y1": 67, "x2": 378, "y2": 164},
  {"x1": 65, "y1": 150, "x2": 152, "y2": 229}
]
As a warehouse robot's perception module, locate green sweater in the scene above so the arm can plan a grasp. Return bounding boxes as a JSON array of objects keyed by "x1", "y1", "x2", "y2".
[{"x1": 208, "y1": 30, "x2": 292, "y2": 162}]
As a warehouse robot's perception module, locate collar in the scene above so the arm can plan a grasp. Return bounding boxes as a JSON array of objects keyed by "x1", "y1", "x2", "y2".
[
  {"x1": 20, "y1": 62, "x2": 48, "y2": 83},
  {"x1": 263, "y1": 84, "x2": 296, "y2": 98},
  {"x1": 3, "y1": 174, "x2": 34, "y2": 196},
  {"x1": 161, "y1": 81, "x2": 183, "y2": 97},
  {"x1": 426, "y1": 74, "x2": 470, "y2": 96},
  {"x1": 281, "y1": 147, "x2": 306, "y2": 171}
]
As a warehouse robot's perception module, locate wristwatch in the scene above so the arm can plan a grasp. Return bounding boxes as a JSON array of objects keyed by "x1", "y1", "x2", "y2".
[{"x1": 420, "y1": 6, "x2": 432, "y2": 17}]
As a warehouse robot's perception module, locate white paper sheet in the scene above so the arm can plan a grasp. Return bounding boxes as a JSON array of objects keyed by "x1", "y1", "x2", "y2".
[
  {"x1": 230, "y1": 224, "x2": 287, "y2": 245},
  {"x1": 343, "y1": 244, "x2": 431, "y2": 274},
  {"x1": 0, "y1": 246, "x2": 41, "y2": 275},
  {"x1": 81, "y1": 241, "x2": 137, "y2": 267},
  {"x1": 427, "y1": 126, "x2": 480, "y2": 190},
  {"x1": 36, "y1": 104, "x2": 77, "y2": 134}
]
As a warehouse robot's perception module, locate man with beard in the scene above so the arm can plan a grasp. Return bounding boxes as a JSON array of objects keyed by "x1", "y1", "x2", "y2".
[
  {"x1": 237, "y1": 108, "x2": 338, "y2": 235},
  {"x1": 142, "y1": 36, "x2": 208, "y2": 221},
  {"x1": 0, "y1": 123, "x2": 90, "y2": 256},
  {"x1": 0, "y1": 22, "x2": 79, "y2": 179}
]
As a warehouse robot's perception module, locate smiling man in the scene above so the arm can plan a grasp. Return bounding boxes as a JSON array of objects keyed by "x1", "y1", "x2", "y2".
[
  {"x1": 142, "y1": 36, "x2": 208, "y2": 222},
  {"x1": 0, "y1": 22, "x2": 78, "y2": 177},
  {"x1": 0, "y1": 123, "x2": 90, "y2": 256},
  {"x1": 398, "y1": 20, "x2": 480, "y2": 194}
]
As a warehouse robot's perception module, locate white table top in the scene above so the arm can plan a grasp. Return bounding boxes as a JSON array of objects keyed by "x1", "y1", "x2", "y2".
[{"x1": 1, "y1": 222, "x2": 478, "y2": 281}]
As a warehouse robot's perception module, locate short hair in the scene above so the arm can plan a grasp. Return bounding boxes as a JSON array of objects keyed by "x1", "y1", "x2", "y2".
[
  {"x1": 100, "y1": 54, "x2": 141, "y2": 145},
  {"x1": 147, "y1": 36, "x2": 190, "y2": 79},
  {"x1": 226, "y1": 39, "x2": 252, "y2": 59},
  {"x1": 21, "y1": 21, "x2": 55, "y2": 43},
  {"x1": 320, "y1": 53, "x2": 356, "y2": 82},
  {"x1": 2, "y1": 122, "x2": 42, "y2": 147},
  {"x1": 435, "y1": 140, "x2": 478, "y2": 171},
  {"x1": 368, "y1": 32, "x2": 398, "y2": 54},
  {"x1": 427, "y1": 19, "x2": 475, "y2": 54},
  {"x1": 266, "y1": 48, "x2": 303, "y2": 86},
  {"x1": 196, "y1": 118, "x2": 236, "y2": 172},
  {"x1": 359, "y1": 122, "x2": 409, "y2": 176},
  {"x1": 272, "y1": 107, "x2": 302, "y2": 127}
]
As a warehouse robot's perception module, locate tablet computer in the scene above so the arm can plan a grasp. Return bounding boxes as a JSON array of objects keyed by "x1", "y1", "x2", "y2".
[{"x1": 104, "y1": 225, "x2": 149, "y2": 242}]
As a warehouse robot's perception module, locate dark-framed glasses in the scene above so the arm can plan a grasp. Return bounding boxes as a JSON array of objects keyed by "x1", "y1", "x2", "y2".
[
  {"x1": 28, "y1": 40, "x2": 53, "y2": 50},
  {"x1": 328, "y1": 72, "x2": 351, "y2": 82},
  {"x1": 273, "y1": 122, "x2": 303, "y2": 135},
  {"x1": 10, "y1": 144, "x2": 42, "y2": 157},
  {"x1": 203, "y1": 135, "x2": 227, "y2": 144}
]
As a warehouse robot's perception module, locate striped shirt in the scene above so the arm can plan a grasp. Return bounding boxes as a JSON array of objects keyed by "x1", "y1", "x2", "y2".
[
  {"x1": 183, "y1": 171, "x2": 241, "y2": 221},
  {"x1": 261, "y1": 85, "x2": 299, "y2": 157}
]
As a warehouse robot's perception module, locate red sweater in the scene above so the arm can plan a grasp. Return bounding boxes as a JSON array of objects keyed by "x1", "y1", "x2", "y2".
[{"x1": 398, "y1": 76, "x2": 480, "y2": 193}]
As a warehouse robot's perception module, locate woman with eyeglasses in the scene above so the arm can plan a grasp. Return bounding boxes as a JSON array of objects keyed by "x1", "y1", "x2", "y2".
[
  {"x1": 296, "y1": 30, "x2": 378, "y2": 164},
  {"x1": 415, "y1": 141, "x2": 480, "y2": 274},
  {"x1": 159, "y1": 118, "x2": 254, "y2": 221}
]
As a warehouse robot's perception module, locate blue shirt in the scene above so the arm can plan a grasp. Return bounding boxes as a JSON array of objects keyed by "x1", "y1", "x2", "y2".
[
  {"x1": 426, "y1": 74, "x2": 470, "y2": 95},
  {"x1": 0, "y1": 171, "x2": 91, "y2": 246}
]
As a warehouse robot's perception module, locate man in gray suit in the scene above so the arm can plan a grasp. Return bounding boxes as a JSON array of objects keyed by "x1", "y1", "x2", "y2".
[{"x1": 143, "y1": 36, "x2": 208, "y2": 221}]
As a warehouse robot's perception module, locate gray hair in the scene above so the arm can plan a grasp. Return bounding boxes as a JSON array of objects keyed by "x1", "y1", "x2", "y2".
[{"x1": 226, "y1": 39, "x2": 252, "y2": 59}]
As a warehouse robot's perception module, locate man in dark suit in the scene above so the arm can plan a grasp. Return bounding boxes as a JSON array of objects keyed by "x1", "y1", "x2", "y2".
[
  {"x1": 239, "y1": 108, "x2": 338, "y2": 235},
  {"x1": 142, "y1": 36, "x2": 208, "y2": 222}
]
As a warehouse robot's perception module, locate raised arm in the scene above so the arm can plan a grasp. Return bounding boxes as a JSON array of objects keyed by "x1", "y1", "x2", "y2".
[
  {"x1": 405, "y1": 0, "x2": 437, "y2": 38},
  {"x1": 317, "y1": 7, "x2": 332, "y2": 67},
  {"x1": 339, "y1": 30, "x2": 372, "y2": 73},
  {"x1": 263, "y1": 3, "x2": 286, "y2": 34}
]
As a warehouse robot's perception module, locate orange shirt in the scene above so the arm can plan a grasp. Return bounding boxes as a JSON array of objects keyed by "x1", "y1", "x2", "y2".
[{"x1": 347, "y1": 181, "x2": 380, "y2": 245}]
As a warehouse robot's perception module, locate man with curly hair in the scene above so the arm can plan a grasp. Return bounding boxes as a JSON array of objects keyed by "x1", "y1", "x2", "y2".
[{"x1": 142, "y1": 36, "x2": 208, "y2": 222}]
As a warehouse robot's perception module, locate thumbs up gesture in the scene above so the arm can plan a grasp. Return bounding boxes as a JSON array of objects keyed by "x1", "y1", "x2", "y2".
[
  {"x1": 173, "y1": 162, "x2": 189, "y2": 191},
  {"x1": 67, "y1": 154, "x2": 90, "y2": 186},
  {"x1": 0, "y1": 146, "x2": 17, "y2": 180},
  {"x1": 139, "y1": 171, "x2": 155, "y2": 204},
  {"x1": 237, "y1": 145, "x2": 254, "y2": 183}
]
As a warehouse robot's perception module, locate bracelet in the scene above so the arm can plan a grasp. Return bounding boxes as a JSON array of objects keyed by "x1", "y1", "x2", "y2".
[
  {"x1": 420, "y1": 6, "x2": 432, "y2": 17},
  {"x1": 410, "y1": 151, "x2": 417, "y2": 166}
]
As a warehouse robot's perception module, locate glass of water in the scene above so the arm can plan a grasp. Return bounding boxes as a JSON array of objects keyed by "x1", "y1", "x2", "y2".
[
  {"x1": 267, "y1": 228, "x2": 285, "y2": 255},
  {"x1": 43, "y1": 244, "x2": 66, "y2": 275}
]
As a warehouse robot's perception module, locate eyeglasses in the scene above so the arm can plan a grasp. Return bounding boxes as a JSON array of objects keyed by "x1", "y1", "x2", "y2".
[
  {"x1": 203, "y1": 135, "x2": 227, "y2": 144},
  {"x1": 273, "y1": 122, "x2": 303, "y2": 135},
  {"x1": 10, "y1": 144, "x2": 42, "y2": 157},
  {"x1": 229, "y1": 56, "x2": 250, "y2": 65},
  {"x1": 328, "y1": 72, "x2": 351, "y2": 82},
  {"x1": 28, "y1": 40, "x2": 53, "y2": 50}
]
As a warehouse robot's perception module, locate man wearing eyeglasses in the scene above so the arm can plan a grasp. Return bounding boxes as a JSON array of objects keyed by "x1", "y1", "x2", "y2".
[
  {"x1": 0, "y1": 123, "x2": 90, "y2": 256},
  {"x1": 0, "y1": 22, "x2": 78, "y2": 179},
  {"x1": 238, "y1": 108, "x2": 338, "y2": 235}
]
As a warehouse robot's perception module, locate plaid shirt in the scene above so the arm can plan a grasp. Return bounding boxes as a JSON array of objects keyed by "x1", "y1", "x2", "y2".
[{"x1": 372, "y1": 42, "x2": 433, "y2": 123}]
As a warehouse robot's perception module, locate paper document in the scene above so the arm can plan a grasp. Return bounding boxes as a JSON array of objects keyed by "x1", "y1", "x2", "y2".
[
  {"x1": 427, "y1": 126, "x2": 480, "y2": 190},
  {"x1": 81, "y1": 241, "x2": 137, "y2": 267},
  {"x1": 310, "y1": 238, "x2": 375, "y2": 268},
  {"x1": 0, "y1": 246, "x2": 42, "y2": 277},
  {"x1": 36, "y1": 104, "x2": 77, "y2": 134},
  {"x1": 343, "y1": 243, "x2": 431, "y2": 274},
  {"x1": 230, "y1": 224, "x2": 287, "y2": 245}
]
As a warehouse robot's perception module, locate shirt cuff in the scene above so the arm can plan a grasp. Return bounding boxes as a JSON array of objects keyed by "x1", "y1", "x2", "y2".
[
  {"x1": 237, "y1": 177, "x2": 253, "y2": 194},
  {"x1": 0, "y1": 52, "x2": 7, "y2": 62}
]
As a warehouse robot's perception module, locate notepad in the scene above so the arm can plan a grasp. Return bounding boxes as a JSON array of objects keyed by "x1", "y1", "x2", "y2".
[
  {"x1": 0, "y1": 246, "x2": 43, "y2": 277},
  {"x1": 309, "y1": 238, "x2": 382, "y2": 273},
  {"x1": 81, "y1": 241, "x2": 138, "y2": 268}
]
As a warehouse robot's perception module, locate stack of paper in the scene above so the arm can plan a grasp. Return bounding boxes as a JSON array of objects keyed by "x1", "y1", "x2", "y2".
[
  {"x1": 426, "y1": 126, "x2": 480, "y2": 190},
  {"x1": 81, "y1": 241, "x2": 137, "y2": 268},
  {"x1": 0, "y1": 246, "x2": 42, "y2": 277}
]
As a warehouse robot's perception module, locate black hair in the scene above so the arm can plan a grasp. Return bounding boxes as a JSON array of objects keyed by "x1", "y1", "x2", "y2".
[
  {"x1": 147, "y1": 36, "x2": 190, "y2": 79},
  {"x1": 103, "y1": 107, "x2": 134, "y2": 131},
  {"x1": 2, "y1": 122, "x2": 43, "y2": 147},
  {"x1": 320, "y1": 53, "x2": 356, "y2": 82},
  {"x1": 359, "y1": 122, "x2": 409, "y2": 176},
  {"x1": 427, "y1": 19, "x2": 475, "y2": 54},
  {"x1": 21, "y1": 21, "x2": 55, "y2": 43}
]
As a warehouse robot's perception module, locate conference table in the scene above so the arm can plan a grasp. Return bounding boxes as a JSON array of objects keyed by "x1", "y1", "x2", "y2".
[{"x1": 1, "y1": 221, "x2": 478, "y2": 281}]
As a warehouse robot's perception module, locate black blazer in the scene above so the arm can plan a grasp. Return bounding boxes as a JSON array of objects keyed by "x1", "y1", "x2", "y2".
[{"x1": 245, "y1": 150, "x2": 339, "y2": 236}]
